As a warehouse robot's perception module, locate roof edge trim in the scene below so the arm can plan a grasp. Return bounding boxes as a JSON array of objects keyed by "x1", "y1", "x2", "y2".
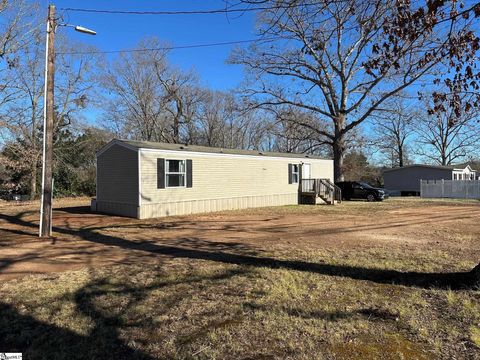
[{"x1": 96, "y1": 139, "x2": 139, "y2": 157}]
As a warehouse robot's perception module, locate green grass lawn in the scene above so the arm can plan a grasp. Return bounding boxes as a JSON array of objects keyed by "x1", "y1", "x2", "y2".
[{"x1": 0, "y1": 198, "x2": 479, "y2": 359}]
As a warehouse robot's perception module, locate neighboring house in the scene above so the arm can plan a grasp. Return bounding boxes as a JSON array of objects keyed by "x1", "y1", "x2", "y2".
[
  {"x1": 452, "y1": 165, "x2": 478, "y2": 180},
  {"x1": 93, "y1": 139, "x2": 334, "y2": 219},
  {"x1": 383, "y1": 164, "x2": 478, "y2": 196}
]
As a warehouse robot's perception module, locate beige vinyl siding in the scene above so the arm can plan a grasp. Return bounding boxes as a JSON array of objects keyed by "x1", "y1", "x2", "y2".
[
  {"x1": 97, "y1": 143, "x2": 139, "y2": 206},
  {"x1": 139, "y1": 150, "x2": 333, "y2": 218}
]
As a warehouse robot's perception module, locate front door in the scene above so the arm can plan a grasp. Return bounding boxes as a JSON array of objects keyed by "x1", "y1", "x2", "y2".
[{"x1": 302, "y1": 163, "x2": 311, "y2": 180}]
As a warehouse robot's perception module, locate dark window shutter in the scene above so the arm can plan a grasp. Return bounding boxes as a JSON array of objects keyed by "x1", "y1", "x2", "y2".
[
  {"x1": 157, "y1": 158, "x2": 165, "y2": 189},
  {"x1": 288, "y1": 163, "x2": 293, "y2": 184},
  {"x1": 186, "y1": 159, "x2": 193, "y2": 188}
]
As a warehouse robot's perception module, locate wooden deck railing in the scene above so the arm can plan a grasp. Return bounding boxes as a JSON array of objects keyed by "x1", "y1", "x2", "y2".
[
  {"x1": 323, "y1": 179, "x2": 342, "y2": 203},
  {"x1": 300, "y1": 178, "x2": 342, "y2": 204}
]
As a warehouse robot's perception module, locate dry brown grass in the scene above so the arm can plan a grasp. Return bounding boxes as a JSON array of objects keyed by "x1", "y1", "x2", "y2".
[{"x1": 0, "y1": 197, "x2": 479, "y2": 359}]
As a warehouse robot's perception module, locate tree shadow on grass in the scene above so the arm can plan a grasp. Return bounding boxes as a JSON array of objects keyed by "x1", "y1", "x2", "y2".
[
  {"x1": 243, "y1": 301, "x2": 400, "y2": 323},
  {"x1": 0, "y1": 210, "x2": 478, "y2": 290},
  {"x1": 68, "y1": 221, "x2": 479, "y2": 290},
  {"x1": 70, "y1": 232, "x2": 480, "y2": 290},
  {"x1": 0, "y1": 300, "x2": 152, "y2": 360},
  {"x1": 0, "y1": 266, "x2": 249, "y2": 359}
]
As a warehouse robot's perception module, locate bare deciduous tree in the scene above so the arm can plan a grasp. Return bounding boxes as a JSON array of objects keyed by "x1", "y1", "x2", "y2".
[
  {"x1": 371, "y1": 99, "x2": 415, "y2": 167},
  {"x1": 0, "y1": 0, "x2": 39, "y2": 110},
  {"x1": 266, "y1": 106, "x2": 330, "y2": 154},
  {"x1": 102, "y1": 38, "x2": 204, "y2": 144},
  {"x1": 0, "y1": 31, "x2": 98, "y2": 199},
  {"x1": 101, "y1": 40, "x2": 170, "y2": 142},
  {"x1": 192, "y1": 90, "x2": 266, "y2": 149},
  {"x1": 415, "y1": 98, "x2": 480, "y2": 166},
  {"x1": 155, "y1": 68, "x2": 203, "y2": 143},
  {"x1": 194, "y1": 90, "x2": 235, "y2": 147},
  {"x1": 0, "y1": 0, "x2": 37, "y2": 61},
  {"x1": 230, "y1": 0, "x2": 480, "y2": 181},
  {"x1": 0, "y1": 34, "x2": 43, "y2": 199}
]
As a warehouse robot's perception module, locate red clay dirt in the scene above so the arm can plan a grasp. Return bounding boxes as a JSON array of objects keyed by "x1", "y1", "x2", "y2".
[{"x1": 1, "y1": 197, "x2": 479, "y2": 281}]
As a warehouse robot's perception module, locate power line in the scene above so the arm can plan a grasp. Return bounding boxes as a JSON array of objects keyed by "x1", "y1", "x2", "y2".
[
  {"x1": 59, "y1": 2, "x2": 326, "y2": 16},
  {"x1": 57, "y1": 37, "x2": 281, "y2": 55},
  {"x1": 59, "y1": 6, "x2": 261, "y2": 15}
]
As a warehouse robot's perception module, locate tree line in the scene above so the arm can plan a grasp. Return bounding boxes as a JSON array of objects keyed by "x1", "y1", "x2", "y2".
[{"x1": 1, "y1": 0, "x2": 480, "y2": 200}]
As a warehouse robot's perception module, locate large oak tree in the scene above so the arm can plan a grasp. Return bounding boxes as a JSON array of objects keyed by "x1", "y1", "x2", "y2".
[
  {"x1": 231, "y1": 0, "x2": 480, "y2": 286},
  {"x1": 231, "y1": 0, "x2": 480, "y2": 182}
]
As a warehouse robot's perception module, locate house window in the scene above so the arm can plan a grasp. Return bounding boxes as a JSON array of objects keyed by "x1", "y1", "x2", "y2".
[
  {"x1": 453, "y1": 173, "x2": 457, "y2": 180},
  {"x1": 292, "y1": 164, "x2": 299, "y2": 183},
  {"x1": 166, "y1": 159, "x2": 186, "y2": 187}
]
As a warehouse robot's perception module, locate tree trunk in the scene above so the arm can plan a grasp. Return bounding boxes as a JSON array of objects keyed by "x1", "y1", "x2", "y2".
[
  {"x1": 398, "y1": 145, "x2": 404, "y2": 167},
  {"x1": 441, "y1": 151, "x2": 447, "y2": 166},
  {"x1": 333, "y1": 117, "x2": 346, "y2": 182},
  {"x1": 173, "y1": 116, "x2": 179, "y2": 143},
  {"x1": 30, "y1": 160, "x2": 37, "y2": 200},
  {"x1": 333, "y1": 141, "x2": 345, "y2": 182},
  {"x1": 30, "y1": 107, "x2": 37, "y2": 200}
]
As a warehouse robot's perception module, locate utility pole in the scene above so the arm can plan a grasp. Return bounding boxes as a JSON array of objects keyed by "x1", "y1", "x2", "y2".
[
  {"x1": 39, "y1": 5, "x2": 95, "y2": 237},
  {"x1": 39, "y1": 4, "x2": 55, "y2": 237}
]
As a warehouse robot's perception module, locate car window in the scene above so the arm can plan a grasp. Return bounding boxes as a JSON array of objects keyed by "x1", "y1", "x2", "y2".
[{"x1": 358, "y1": 182, "x2": 374, "y2": 189}]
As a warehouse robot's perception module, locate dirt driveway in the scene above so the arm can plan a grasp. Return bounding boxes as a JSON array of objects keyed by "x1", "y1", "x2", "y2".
[
  {"x1": 1, "y1": 197, "x2": 479, "y2": 282},
  {"x1": 1, "y1": 198, "x2": 480, "y2": 359}
]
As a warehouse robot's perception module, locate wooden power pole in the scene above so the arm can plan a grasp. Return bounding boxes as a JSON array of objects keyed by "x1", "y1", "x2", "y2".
[{"x1": 39, "y1": 4, "x2": 55, "y2": 237}]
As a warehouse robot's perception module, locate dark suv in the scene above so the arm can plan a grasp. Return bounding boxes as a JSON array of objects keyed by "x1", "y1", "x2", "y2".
[{"x1": 335, "y1": 181, "x2": 386, "y2": 201}]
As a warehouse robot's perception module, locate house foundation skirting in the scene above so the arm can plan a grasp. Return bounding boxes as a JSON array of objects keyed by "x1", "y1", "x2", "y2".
[
  {"x1": 138, "y1": 193, "x2": 299, "y2": 219},
  {"x1": 93, "y1": 200, "x2": 140, "y2": 218}
]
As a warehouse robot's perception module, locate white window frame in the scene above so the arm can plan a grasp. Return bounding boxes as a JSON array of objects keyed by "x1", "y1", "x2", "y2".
[
  {"x1": 292, "y1": 164, "x2": 299, "y2": 183},
  {"x1": 165, "y1": 159, "x2": 186, "y2": 188}
]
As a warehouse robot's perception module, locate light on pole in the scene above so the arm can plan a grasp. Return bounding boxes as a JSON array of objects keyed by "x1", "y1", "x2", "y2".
[
  {"x1": 73, "y1": 26, "x2": 97, "y2": 35},
  {"x1": 39, "y1": 4, "x2": 96, "y2": 237}
]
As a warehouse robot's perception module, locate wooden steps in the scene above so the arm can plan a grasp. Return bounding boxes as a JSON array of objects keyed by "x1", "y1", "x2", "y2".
[{"x1": 300, "y1": 178, "x2": 342, "y2": 205}]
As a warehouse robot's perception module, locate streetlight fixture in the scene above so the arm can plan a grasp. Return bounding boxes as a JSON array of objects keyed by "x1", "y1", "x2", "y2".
[
  {"x1": 39, "y1": 4, "x2": 96, "y2": 237},
  {"x1": 73, "y1": 26, "x2": 97, "y2": 35},
  {"x1": 59, "y1": 23, "x2": 97, "y2": 36}
]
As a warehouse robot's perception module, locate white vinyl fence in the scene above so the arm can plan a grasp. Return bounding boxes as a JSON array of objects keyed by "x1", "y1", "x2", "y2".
[{"x1": 421, "y1": 180, "x2": 480, "y2": 199}]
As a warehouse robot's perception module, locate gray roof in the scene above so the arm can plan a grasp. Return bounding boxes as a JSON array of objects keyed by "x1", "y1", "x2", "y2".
[
  {"x1": 114, "y1": 139, "x2": 330, "y2": 160},
  {"x1": 383, "y1": 164, "x2": 477, "y2": 173}
]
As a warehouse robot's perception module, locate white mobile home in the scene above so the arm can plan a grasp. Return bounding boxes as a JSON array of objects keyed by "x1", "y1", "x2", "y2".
[{"x1": 93, "y1": 139, "x2": 335, "y2": 219}]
